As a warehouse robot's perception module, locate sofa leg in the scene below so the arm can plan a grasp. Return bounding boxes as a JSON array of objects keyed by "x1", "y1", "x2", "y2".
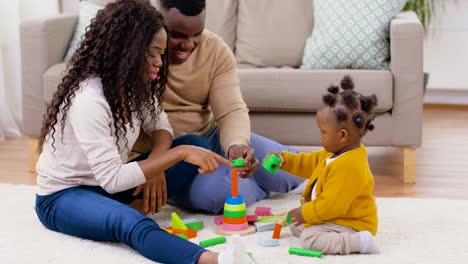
[
  {"x1": 401, "y1": 147, "x2": 416, "y2": 184},
  {"x1": 28, "y1": 137, "x2": 39, "y2": 173}
]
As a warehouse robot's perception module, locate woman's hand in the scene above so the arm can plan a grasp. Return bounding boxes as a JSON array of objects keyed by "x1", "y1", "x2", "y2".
[
  {"x1": 180, "y1": 145, "x2": 232, "y2": 174},
  {"x1": 133, "y1": 172, "x2": 167, "y2": 214},
  {"x1": 228, "y1": 144, "x2": 260, "y2": 178},
  {"x1": 288, "y1": 206, "x2": 306, "y2": 226}
]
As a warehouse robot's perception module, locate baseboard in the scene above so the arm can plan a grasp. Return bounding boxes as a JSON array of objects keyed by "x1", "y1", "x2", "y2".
[{"x1": 424, "y1": 88, "x2": 468, "y2": 105}]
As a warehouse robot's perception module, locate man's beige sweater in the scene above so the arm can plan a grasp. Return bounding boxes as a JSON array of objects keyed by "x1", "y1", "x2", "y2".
[{"x1": 163, "y1": 30, "x2": 250, "y2": 152}]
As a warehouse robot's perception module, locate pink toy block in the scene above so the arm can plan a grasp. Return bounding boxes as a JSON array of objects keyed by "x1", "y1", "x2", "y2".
[
  {"x1": 247, "y1": 215, "x2": 258, "y2": 223},
  {"x1": 214, "y1": 216, "x2": 224, "y2": 225},
  {"x1": 255, "y1": 207, "x2": 271, "y2": 216}
]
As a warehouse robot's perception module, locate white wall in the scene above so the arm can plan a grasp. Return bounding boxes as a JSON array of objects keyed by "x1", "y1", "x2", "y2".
[
  {"x1": 424, "y1": 1, "x2": 468, "y2": 96},
  {"x1": 0, "y1": 0, "x2": 59, "y2": 134}
]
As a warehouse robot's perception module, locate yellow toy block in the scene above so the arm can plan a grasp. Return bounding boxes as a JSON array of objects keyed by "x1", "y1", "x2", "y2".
[{"x1": 171, "y1": 212, "x2": 188, "y2": 230}]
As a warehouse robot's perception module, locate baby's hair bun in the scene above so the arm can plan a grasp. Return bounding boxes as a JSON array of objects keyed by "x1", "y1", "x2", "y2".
[
  {"x1": 340, "y1": 75, "x2": 354, "y2": 90},
  {"x1": 327, "y1": 85, "x2": 339, "y2": 94}
]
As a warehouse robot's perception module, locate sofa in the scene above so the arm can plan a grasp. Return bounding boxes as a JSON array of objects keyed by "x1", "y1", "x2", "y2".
[{"x1": 20, "y1": 0, "x2": 423, "y2": 183}]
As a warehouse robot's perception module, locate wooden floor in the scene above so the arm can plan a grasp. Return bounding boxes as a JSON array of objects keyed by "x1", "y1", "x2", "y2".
[{"x1": 1, "y1": 105, "x2": 467, "y2": 199}]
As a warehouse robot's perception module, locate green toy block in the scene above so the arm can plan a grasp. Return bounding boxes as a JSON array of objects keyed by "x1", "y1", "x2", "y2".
[
  {"x1": 289, "y1": 247, "x2": 323, "y2": 258},
  {"x1": 185, "y1": 221, "x2": 204, "y2": 231},
  {"x1": 232, "y1": 158, "x2": 245, "y2": 168},
  {"x1": 171, "y1": 212, "x2": 188, "y2": 230},
  {"x1": 257, "y1": 216, "x2": 285, "y2": 224},
  {"x1": 286, "y1": 214, "x2": 292, "y2": 224},
  {"x1": 199, "y1": 236, "x2": 226, "y2": 247},
  {"x1": 262, "y1": 154, "x2": 281, "y2": 173},
  {"x1": 176, "y1": 234, "x2": 188, "y2": 240}
]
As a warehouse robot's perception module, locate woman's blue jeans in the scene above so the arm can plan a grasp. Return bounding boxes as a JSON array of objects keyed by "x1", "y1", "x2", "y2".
[{"x1": 35, "y1": 135, "x2": 207, "y2": 264}]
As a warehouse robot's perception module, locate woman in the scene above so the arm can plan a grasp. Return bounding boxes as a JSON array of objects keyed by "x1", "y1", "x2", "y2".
[{"x1": 34, "y1": 1, "x2": 252, "y2": 263}]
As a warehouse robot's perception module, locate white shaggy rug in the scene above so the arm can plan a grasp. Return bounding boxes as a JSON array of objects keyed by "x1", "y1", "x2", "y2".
[{"x1": 1, "y1": 184, "x2": 468, "y2": 264}]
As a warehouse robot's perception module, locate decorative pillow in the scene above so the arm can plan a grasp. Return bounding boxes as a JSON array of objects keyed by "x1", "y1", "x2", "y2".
[
  {"x1": 63, "y1": 1, "x2": 103, "y2": 62},
  {"x1": 301, "y1": 0, "x2": 407, "y2": 70}
]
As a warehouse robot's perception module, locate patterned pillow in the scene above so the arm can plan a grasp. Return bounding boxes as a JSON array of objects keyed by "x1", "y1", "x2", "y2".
[
  {"x1": 63, "y1": 1, "x2": 102, "y2": 62},
  {"x1": 301, "y1": 0, "x2": 407, "y2": 70}
]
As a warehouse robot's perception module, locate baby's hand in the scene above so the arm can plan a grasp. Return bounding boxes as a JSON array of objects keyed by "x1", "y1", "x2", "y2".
[
  {"x1": 288, "y1": 206, "x2": 305, "y2": 226},
  {"x1": 262, "y1": 152, "x2": 284, "y2": 174},
  {"x1": 263, "y1": 152, "x2": 284, "y2": 167}
]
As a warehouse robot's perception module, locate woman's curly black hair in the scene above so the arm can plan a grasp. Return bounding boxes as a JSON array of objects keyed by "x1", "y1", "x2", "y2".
[
  {"x1": 322, "y1": 75, "x2": 378, "y2": 137},
  {"x1": 38, "y1": 0, "x2": 169, "y2": 151}
]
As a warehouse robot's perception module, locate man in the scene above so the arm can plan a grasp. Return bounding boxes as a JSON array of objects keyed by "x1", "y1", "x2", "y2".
[{"x1": 137, "y1": 0, "x2": 304, "y2": 213}]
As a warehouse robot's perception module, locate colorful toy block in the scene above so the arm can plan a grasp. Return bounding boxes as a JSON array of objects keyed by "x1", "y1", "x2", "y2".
[
  {"x1": 288, "y1": 247, "x2": 323, "y2": 258},
  {"x1": 176, "y1": 234, "x2": 188, "y2": 240},
  {"x1": 257, "y1": 216, "x2": 285, "y2": 224},
  {"x1": 199, "y1": 236, "x2": 227, "y2": 248},
  {"x1": 262, "y1": 154, "x2": 281, "y2": 173},
  {"x1": 254, "y1": 221, "x2": 276, "y2": 232},
  {"x1": 214, "y1": 215, "x2": 224, "y2": 225},
  {"x1": 272, "y1": 208, "x2": 287, "y2": 216},
  {"x1": 185, "y1": 221, "x2": 204, "y2": 231},
  {"x1": 165, "y1": 227, "x2": 197, "y2": 239},
  {"x1": 272, "y1": 221, "x2": 283, "y2": 239},
  {"x1": 257, "y1": 237, "x2": 280, "y2": 247},
  {"x1": 171, "y1": 212, "x2": 188, "y2": 230},
  {"x1": 246, "y1": 215, "x2": 258, "y2": 223},
  {"x1": 255, "y1": 207, "x2": 271, "y2": 216}
]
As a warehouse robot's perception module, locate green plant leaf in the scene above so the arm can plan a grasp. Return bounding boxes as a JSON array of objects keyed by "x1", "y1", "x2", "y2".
[{"x1": 404, "y1": 0, "x2": 456, "y2": 32}]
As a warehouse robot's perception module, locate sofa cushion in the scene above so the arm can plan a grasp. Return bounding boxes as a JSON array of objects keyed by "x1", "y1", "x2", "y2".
[
  {"x1": 238, "y1": 69, "x2": 393, "y2": 113},
  {"x1": 205, "y1": 0, "x2": 237, "y2": 51},
  {"x1": 235, "y1": 0, "x2": 313, "y2": 68},
  {"x1": 301, "y1": 0, "x2": 407, "y2": 70},
  {"x1": 63, "y1": 1, "x2": 102, "y2": 62},
  {"x1": 43, "y1": 63, "x2": 67, "y2": 103},
  {"x1": 88, "y1": 0, "x2": 116, "y2": 6},
  {"x1": 250, "y1": 112, "x2": 393, "y2": 146}
]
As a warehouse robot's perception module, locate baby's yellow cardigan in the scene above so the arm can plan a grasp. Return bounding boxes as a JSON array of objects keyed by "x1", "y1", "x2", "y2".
[{"x1": 281, "y1": 145, "x2": 378, "y2": 235}]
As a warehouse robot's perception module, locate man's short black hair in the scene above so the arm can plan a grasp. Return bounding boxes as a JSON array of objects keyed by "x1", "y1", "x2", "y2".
[{"x1": 160, "y1": 0, "x2": 206, "y2": 16}]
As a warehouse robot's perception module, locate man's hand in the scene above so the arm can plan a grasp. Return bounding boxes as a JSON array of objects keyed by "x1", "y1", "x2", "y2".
[
  {"x1": 133, "y1": 173, "x2": 167, "y2": 214},
  {"x1": 228, "y1": 144, "x2": 260, "y2": 178},
  {"x1": 288, "y1": 206, "x2": 306, "y2": 226}
]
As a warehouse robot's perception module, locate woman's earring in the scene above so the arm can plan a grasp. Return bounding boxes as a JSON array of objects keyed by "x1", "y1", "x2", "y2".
[{"x1": 340, "y1": 138, "x2": 344, "y2": 143}]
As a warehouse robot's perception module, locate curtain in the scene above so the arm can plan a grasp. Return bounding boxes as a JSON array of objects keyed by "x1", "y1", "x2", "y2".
[
  {"x1": 0, "y1": 0, "x2": 59, "y2": 141},
  {"x1": 0, "y1": 48, "x2": 21, "y2": 140},
  {"x1": 0, "y1": 1, "x2": 21, "y2": 140}
]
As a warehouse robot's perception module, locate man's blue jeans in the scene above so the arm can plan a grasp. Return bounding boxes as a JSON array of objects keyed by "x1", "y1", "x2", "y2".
[
  {"x1": 35, "y1": 135, "x2": 207, "y2": 264},
  {"x1": 169, "y1": 128, "x2": 305, "y2": 214}
]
